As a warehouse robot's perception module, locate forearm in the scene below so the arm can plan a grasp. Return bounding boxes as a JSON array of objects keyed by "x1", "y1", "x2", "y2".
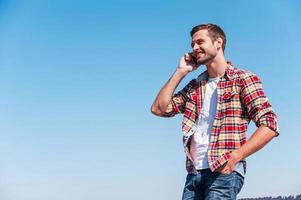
[
  {"x1": 151, "y1": 69, "x2": 188, "y2": 116},
  {"x1": 233, "y1": 126, "x2": 278, "y2": 161}
]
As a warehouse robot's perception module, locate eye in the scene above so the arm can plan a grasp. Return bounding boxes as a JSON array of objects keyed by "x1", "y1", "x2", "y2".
[{"x1": 191, "y1": 40, "x2": 204, "y2": 48}]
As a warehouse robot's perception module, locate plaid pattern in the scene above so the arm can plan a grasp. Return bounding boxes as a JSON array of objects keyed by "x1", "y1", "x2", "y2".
[{"x1": 164, "y1": 63, "x2": 279, "y2": 174}]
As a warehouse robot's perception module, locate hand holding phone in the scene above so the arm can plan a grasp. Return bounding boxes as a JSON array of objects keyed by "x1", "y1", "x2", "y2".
[
  {"x1": 177, "y1": 53, "x2": 201, "y2": 74},
  {"x1": 189, "y1": 53, "x2": 198, "y2": 65}
]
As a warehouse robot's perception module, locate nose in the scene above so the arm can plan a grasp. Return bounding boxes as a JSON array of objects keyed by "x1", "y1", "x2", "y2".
[{"x1": 192, "y1": 43, "x2": 199, "y2": 51}]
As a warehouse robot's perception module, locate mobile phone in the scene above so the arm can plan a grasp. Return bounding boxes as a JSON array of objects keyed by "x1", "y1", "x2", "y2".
[{"x1": 189, "y1": 53, "x2": 198, "y2": 64}]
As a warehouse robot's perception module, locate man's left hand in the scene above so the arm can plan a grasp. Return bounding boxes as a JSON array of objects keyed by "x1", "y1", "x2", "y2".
[{"x1": 217, "y1": 150, "x2": 242, "y2": 174}]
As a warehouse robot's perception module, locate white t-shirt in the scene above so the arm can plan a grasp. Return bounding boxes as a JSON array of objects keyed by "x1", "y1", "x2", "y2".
[
  {"x1": 190, "y1": 76, "x2": 245, "y2": 176},
  {"x1": 190, "y1": 76, "x2": 219, "y2": 169}
]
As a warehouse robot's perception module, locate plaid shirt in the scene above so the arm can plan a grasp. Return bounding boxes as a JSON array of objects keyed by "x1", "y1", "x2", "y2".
[{"x1": 164, "y1": 63, "x2": 279, "y2": 174}]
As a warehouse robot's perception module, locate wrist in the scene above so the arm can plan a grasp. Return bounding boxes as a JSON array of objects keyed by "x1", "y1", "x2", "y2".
[
  {"x1": 175, "y1": 68, "x2": 189, "y2": 77},
  {"x1": 231, "y1": 149, "x2": 244, "y2": 162}
]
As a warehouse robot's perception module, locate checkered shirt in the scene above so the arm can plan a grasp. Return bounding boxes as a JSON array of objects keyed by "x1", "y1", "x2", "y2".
[{"x1": 164, "y1": 63, "x2": 279, "y2": 174}]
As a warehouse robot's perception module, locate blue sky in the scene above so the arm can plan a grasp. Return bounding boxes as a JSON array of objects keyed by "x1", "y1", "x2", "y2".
[{"x1": 0, "y1": 0, "x2": 300, "y2": 199}]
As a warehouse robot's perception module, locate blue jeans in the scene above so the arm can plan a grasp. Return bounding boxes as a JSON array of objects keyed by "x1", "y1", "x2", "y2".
[{"x1": 182, "y1": 169, "x2": 244, "y2": 200}]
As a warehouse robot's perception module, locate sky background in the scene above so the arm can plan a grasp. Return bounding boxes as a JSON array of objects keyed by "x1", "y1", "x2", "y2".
[{"x1": 0, "y1": 0, "x2": 300, "y2": 199}]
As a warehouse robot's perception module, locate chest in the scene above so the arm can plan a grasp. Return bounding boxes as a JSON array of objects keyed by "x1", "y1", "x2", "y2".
[{"x1": 188, "y1": 78, "x2": 242, "y2": 116}]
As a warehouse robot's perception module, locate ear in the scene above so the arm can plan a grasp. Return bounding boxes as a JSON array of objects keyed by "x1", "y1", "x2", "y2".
[{"x1": 215, "y1": 37, "x2": 223, "y2": 50}]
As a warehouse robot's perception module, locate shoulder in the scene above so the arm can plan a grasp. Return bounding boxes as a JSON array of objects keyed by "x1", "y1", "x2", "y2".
[
  {"x1": 180, "y1": 78, "x2": 197, "y2": 93},
  {"x1": 186, "y1": 78, "x2": 197, "y2": 87},
  {"x1": 230, "y1": 66, "x2": 261, "y2": 84}
]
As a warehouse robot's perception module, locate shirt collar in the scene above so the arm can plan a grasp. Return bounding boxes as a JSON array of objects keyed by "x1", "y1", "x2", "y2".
[
  {"x1": 224, "y1": 61, "x2": 235, "y2": 80},
  {"x1": 197, "y1": 61, "x2": 235, "y2": 81}
]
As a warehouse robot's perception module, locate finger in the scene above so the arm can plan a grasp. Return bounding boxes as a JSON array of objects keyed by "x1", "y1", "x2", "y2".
[
  {"x1": 217, "y1": 167, "x2": 226, "y2": 173},
  {"x1": 218, "y1": 164, "x2": 230, "y2": 174},
  {"x1": 217, "y1": 163, "x2": 227, "y2": 171},
  {"x1": 184, "y1": 53, "x2": 190, "y2": 62},
  {"x1": 222, "y1": 170, "x2": 230, "y2": 175}
]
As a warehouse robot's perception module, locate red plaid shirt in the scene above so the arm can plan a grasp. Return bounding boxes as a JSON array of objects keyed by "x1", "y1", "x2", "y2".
[{"x1": 164, "y1": 63, "x2": 279, "y2": 174}]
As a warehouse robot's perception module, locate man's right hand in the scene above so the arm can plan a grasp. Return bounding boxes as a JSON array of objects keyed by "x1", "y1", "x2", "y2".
[
  {"x1": 177, "y1": 53, "x2": 201, "y2": 74},
  {"x1": 151, "y1": 53, "x2": 201, "y2": 116}
]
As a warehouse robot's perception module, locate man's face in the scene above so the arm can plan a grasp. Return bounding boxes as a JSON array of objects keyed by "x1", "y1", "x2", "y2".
[{"x1": 191, "y1": 29, "x2": 219, "y2": 65}]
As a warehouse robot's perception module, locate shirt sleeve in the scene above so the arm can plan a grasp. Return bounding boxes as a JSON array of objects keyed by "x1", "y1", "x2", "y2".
[
  {"x1": 240, "y1": 73, "x2": 280, "y2": 135},
  {"x1": 163, "y1": 79, "x2": 195, "y2": 117}
]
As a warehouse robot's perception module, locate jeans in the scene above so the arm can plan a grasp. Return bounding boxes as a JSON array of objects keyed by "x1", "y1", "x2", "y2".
[{"x1": 182, "y1": 169, "x2": 244, "y2": 200}]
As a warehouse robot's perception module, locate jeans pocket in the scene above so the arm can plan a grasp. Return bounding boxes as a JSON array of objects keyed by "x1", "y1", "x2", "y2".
[{"x1": 234, "y1": 172, "x2": 244, "y2": 194}]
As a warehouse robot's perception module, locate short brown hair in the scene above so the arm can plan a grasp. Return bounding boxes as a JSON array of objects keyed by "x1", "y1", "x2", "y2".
[{"x1": 190, "y1": 23, "x2": 226, "y2": 52}]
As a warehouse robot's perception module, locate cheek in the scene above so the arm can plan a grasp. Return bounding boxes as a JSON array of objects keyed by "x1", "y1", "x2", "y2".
[
  {"x1": 200, "y1": 44, "x2": 210, "y2": 52},
  {"x1": 203, "y1": 42, "x2": 215, "y2": 50},
  {"x1": 206, "y1": 45, "x2": 217, "y2": 55}
]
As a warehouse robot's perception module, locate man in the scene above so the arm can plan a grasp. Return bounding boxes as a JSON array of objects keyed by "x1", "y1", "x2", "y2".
[{"x1": 151, "y1": 23, "x2": 279, "y2": 200}]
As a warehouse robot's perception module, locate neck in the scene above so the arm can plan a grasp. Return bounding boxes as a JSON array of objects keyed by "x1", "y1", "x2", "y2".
[{"x1": 205, "y1": 54, "x2": 228, "y2": 78}]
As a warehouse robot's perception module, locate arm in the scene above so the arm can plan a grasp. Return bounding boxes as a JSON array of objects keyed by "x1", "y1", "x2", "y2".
[
  {"x1": 219, "y1": 126, "x2": 277, "y2": 174},
  {"x1": 151, "y1": 53, "x2": 200, "y2": 117},
  {"x1": 218, "y1": 73, "x2": 279, "y2": 174}
]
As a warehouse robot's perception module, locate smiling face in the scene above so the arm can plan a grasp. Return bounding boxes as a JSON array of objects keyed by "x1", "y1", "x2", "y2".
[{"x1": 191, "y1": 29, "x2": 222, "y2": 65}]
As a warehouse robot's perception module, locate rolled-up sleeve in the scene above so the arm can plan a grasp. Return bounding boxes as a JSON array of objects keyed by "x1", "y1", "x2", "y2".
[
  {"x1": 164, "y1": 79, "x2": 195, "y2": 117},
  {"x1": 240, "y1": 73, "x2": 280, "y2": 135}
]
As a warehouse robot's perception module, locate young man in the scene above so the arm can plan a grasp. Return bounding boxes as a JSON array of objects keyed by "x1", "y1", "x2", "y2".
[{"x1": 151, "y1": 23, "x2": 279, "y2": 200}]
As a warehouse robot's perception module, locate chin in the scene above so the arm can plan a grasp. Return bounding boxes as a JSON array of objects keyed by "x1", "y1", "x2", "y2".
[
  {"x1": 197, "y1": 58, "x2": 210, "y2": 65},
  {"x1": 197, "y1": 55, "x2": 216, "y2": 65}
]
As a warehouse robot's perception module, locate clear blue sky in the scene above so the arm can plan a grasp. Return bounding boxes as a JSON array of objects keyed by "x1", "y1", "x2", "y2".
[{"x1": 0, "y1": 0, "x2": 300, "y2": 199}]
